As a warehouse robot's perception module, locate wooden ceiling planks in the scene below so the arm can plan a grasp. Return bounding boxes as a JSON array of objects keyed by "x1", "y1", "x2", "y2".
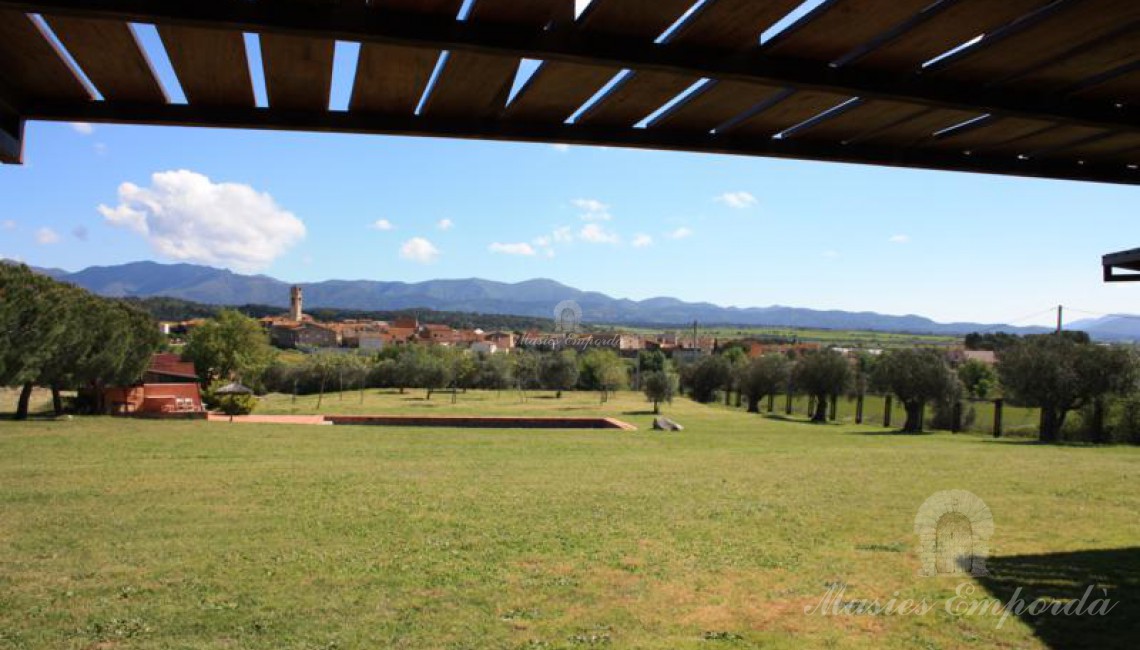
[
  {"x1": 727, "y1": 89, "x2": 851, "y2": 137},
  {"x1": 158, "y1": 26, "x2": 254, "y2": 107},
  {"x1": 504, "y1": 0, "x2": 694, "y2": 123},
  {"x1": 43, "y1": 16, "x2": 165, "y2": 104},
  {"x1": 1000, "y1": 27, "x2": 1140, "y2": 95},
  {"x1": 849, "y1": 107, "x2": 981, "y2": 146},
  {"x1": 575, "y1": 70, "x2": 696, "y2": 127},
  {"x1": 421, "y1": 0, "x2": 568, "y2": 119},
  {"x1": 670, "y1": 0, "x2": 805, "y2": 50},
  {"x1": 789, "y1": 99, "x2": 929, "y2": 143},
  {"x1": 259, "y1": 33, "x2": 334, "y2": 111},
  {"x1": 1042, "y1": 132, "x2": 1140, "y2": 160},
  {"x1": 923, "y1": 117, "x2": 1056, "y2": 152},
  {"x1": 500, "y1": 61, "x2": 617, "y2": 123},
  {"x1": 762, "y1": 0, "x2": 935, "y2": 63},
  {"x1": 930, "y1": 0, "x2": 1140, "y2": 86},
  {"x1": 0, "y1": 10, "x2": 91, "y2": 103},
  {"x1": 350, "y1": 0, "x2": 463, "y2": 115},
  {"x1": 1070, "y1": 66, "x2": 1140, "y2": 106},
  {"x1": 592, "y1": 0, "x2": 807, "y2": 130},
  {"x1": 650, "y1": 80, "x2": 784, "y2": 132},
  {"x1": 849, "y1": 0, "x2": 1052, "y2": 74},
  {"x1": 983, "y1": 124, "x2": 1109, "y2": 157}
]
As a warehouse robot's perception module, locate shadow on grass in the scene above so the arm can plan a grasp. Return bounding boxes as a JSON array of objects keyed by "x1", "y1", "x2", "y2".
[
  {"x1": 622, "y1": 410, "x2": 658, "y2": 416},
  {"x1": 975, "y1": 547, "x2": 1139, "y2": 650},
  {"x1": 850, "y1": 429, "x2": 935, "y2": 436}
]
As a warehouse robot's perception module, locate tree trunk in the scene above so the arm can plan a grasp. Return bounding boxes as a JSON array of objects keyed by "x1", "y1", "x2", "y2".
[
  {"x1": 747, "y1": 396, "x2": 760, "y2": 413},
  {"x1": 1090, "y1": 399, "x2": 1107, "y2": 444},
  {"x1": 724, "y1": 389, "x2": 730, "y2": 406},
  {"x1": 811, "y1": 394, "x2": 828, "y2": 423},
  {"x1": 653, "y1": 400, "x2": 660, "y2": 415},
  {"x1": 15, "y1": 382, "x2": 33, "y2": 420},
  {"x1": 735, "y1": 390, "x2": 742, "y2": 409},
  {"x1": 1040, "y1": 408, "x2": 1063, "y2": 443},
  {"x1": 556, "y1": 389, "x2": 562, "y2": 399},
  {"x1": 51, "y1": 384, "x2": 63, "y2": 416},
  {"x1": 902, "y1": 402, "x2": 923, "y2": 433}
]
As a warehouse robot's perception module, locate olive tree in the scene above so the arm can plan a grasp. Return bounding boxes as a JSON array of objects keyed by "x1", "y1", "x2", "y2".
[
  {"x1": 739, "y1": 354, "x2": 790, "y2": 414},
  {"x1": 539, "y1": 349, "x2": 579, "y2": 398},
  {"x1": 872, "y1": 348, "x2": 959, "y2": 433},
  {"x1": 682, "y1": 355, "x2": 731, "y2": 404},
  {"x1": 792, "y1": 350, "x2": 851, "y2": 423},
  {"x1": 998, "y1": 336, "x2": 1136, "y2": 442},
  {"x1": 642, "y1": 370, "x2": 677, "y2": 414}
]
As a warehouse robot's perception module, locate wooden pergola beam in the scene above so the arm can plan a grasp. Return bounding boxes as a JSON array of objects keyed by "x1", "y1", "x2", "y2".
[
  {"x1": 25, "y1": 99, "x2": 1140, "y2": 186},
  {"x1": 3, "y1": 0, "x2": 1138, "y2": 135},
  {"x1": 0, "y1": 79, "x2": 25, "y2": 164},
  {"x1": 1103, "y1": 249, "x2": 1140, "y2": 282}
]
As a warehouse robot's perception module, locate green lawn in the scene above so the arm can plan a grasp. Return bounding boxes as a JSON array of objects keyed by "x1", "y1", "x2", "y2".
[{"x1": 1, "y1": 390, "x2": 1137, "y2": 649}]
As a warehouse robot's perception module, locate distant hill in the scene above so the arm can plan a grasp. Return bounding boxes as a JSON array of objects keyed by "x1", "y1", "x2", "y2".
[
  {"x1": 19, "y1": 260, "x2": 1081, "y2": 338},
  {"x1": 1065, "y1": 315, "x2": 1140, "y2": 342}
]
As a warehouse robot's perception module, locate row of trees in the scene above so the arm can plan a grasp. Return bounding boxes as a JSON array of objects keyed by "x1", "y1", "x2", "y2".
[
  {"x1": 257, "y1": 342, "x2": 637, "y2": 402},
  {"x1": 680, "y1": 335, "x2": 1138, "y2": 441},
  {"x1": 1, "y1": 263, "x2": 163, "y2": 419}
]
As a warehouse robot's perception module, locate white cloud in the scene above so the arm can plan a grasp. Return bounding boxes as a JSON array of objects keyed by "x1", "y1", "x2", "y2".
[
  {"x1": 544, "y1": 248, "x2": 555, "y2": 258},
  {"x1": 72, "y1": 225, "x2": 89, "y2": 241},
  {"x1": 579, "y1": 223, "x2": 620, "y2": 244},
  {"x1": 717, "y1": 191, "x2": 758, "y2": 209},
  {"x1": 489, "y1": 242, "x2": 537, "y2": 256},
  {"x1": 36, "y1": 227, "x2": 60, "y2": 245},
  {"x1": 666, "y1": 227, "x2": 693, "y2": 240},
  {"x1": 71, "y1": 122, "x2": 94, "y2": 136},
  {"x1": 533, "y1": 235, "x2": 552, "y2": 247},
  {"x1": 97, "y1": 169, "x2": 306, "y2": 273},
  {"x1": 370, "y1": 219, "x2": 395, "y2": 231},
  {"x1": 437, "y1": 218, "x2": 454, "y2": 231},
  {"x1": 889, "y1": 234, "x2": 910, "y2": 244},
  {"x1": 552, "y1": 226, "x2": 574, "y2": 243},
  {"x1": 400, "y1": 237, "x2": 440, "y2": 263},
  {"x1": 2, "y1": 219, "x2": 15, "y2": 230},
  {"x1": 551, "y1": 143, "x2": 571, "y2": 152},
  {"x1": 632, "y1": 233, "x2": 653, "y2": 248},
  {"x1": 573, "y1": 198, "x2": 612, "y2": 221}
]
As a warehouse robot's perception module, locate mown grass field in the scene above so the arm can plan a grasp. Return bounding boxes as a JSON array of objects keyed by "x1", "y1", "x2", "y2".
[{"x1": 1, "y1": 389, "x2": 1137, "y2": 649}]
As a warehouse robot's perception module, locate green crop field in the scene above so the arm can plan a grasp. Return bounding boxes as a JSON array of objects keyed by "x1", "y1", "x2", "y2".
[
  {"x1": 2, "y1": 389, "x2": 1137, "y2": 649},
  {"x1": 602, "y1": 326, "x2": 960, "y2": 349}
]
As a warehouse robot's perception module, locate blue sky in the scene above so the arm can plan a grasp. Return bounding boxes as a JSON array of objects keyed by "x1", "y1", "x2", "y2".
[{"x1": 1, "y1": 5, "x2": 1137, "y2": 327}]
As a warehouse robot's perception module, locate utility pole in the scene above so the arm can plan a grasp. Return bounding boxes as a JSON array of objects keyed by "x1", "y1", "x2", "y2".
[{"x1": 1056, "y1": 305, "x2": 1063, "y2": 334}]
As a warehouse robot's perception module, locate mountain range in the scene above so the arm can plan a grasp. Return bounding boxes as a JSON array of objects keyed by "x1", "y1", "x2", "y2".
[{"x1": 25, "y1": 260, "x2": 1140, "y2": 340}]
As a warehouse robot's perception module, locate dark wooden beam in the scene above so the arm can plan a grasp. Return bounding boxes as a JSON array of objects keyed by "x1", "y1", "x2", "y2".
[
  {"x1": 0, "y1": 78, "x2": 25, "y2": 164},
  {"x1": 23, "y1": 100, "x2": 1140, "y2": 185},
  {"x1": 1104, "y1": 266, "x2": 1140, "y2": 282},
  {"x1": 1103, "y1": 248, "x2": 1140, "y2": 282},
  {"x1": 0, "y1": 119, "x2": 23, "y2": 164},
  {"x1": 3, "y1": 0, "x2": 1139, "y2": 134}
]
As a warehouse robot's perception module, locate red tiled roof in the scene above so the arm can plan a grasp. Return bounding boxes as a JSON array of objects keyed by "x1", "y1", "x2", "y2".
[{"x1": 148, "y1": 353, "x2": 198, "y2": 379}]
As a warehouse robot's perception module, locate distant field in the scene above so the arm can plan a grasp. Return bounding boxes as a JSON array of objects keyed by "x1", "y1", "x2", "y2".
[
  {"x1": 2, "y1": 390, "x2": 1137, "y2": 649},
  {"x1": 605, "y1": 326, "x2": 959, "y2": 349}
]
